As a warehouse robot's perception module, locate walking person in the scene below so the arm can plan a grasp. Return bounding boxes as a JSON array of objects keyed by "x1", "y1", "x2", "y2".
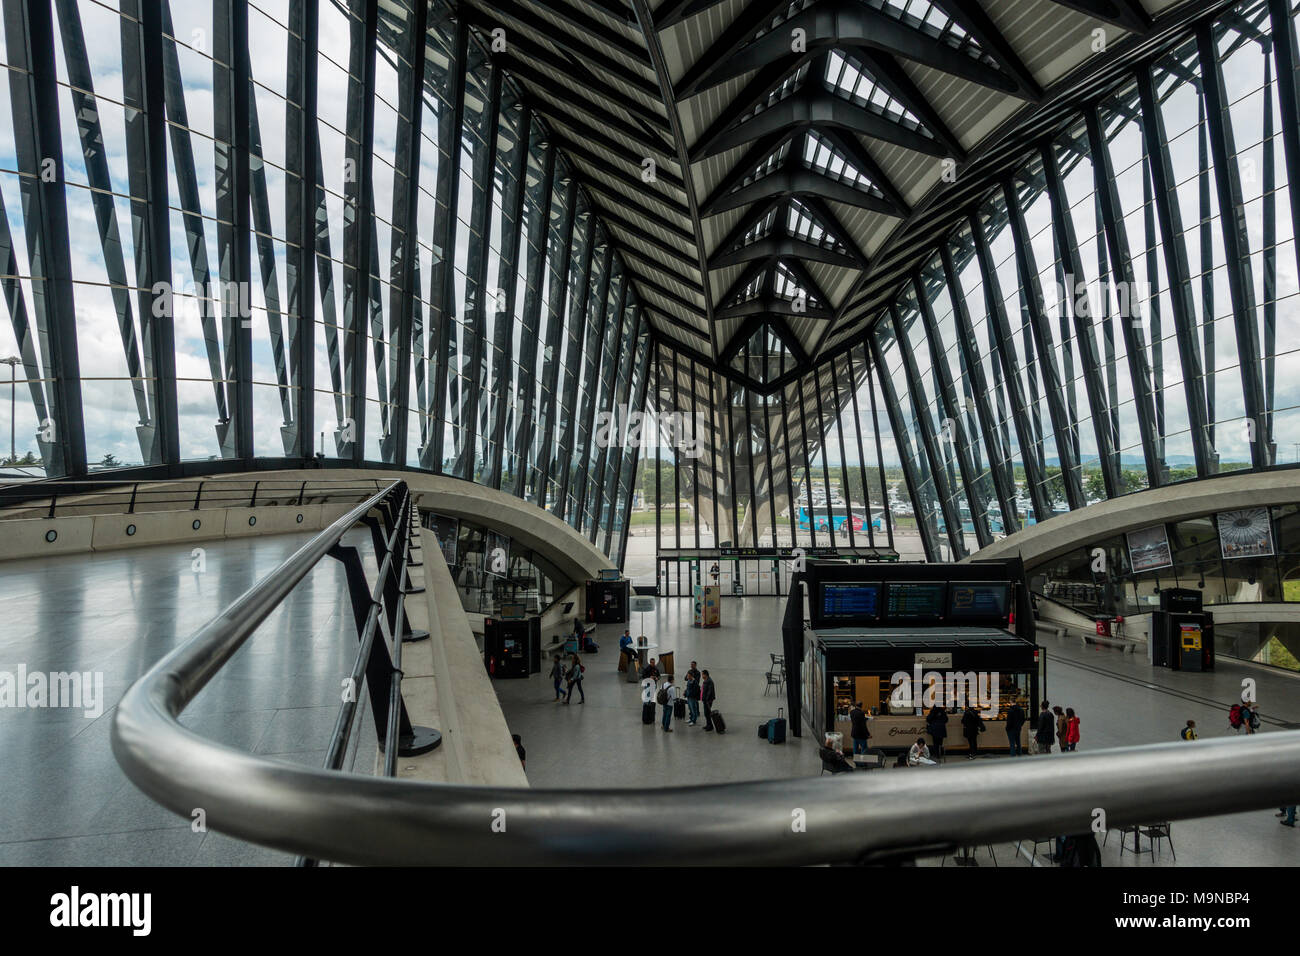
[
  {"x1": 961, "y1": 704, "x2": 985, "y2": 760},
  {"x1": 1006, "y1": 699, "x2": 1026, "y2": 756},
  {"x1": 658, "y1": 675, "x2": 677, "y2": 732},
  {"x1": 1054, "y1": 705, "x2": 1068, "y2": 753},
  {"x1": 925, "y1": 704, "x2": 948, "y2": 762},
  {"x1": 1280, "y1": 805, "x2": 1296, "y2": 828},
  {"x1": 1035, "y1": 700, "x2": 1054, "y2": 754},
  {"x1": 701, "y1": 669, "x2": 717, "y2": 731},
  {"x1": 1181, "y1": 719, "x2": 1198, "y2": 740},
  {"x1": 684, "y1": 662, "x2": 701, "y2": 726},
  {"x1": 564, "y1": 652, "x2": 585, "y2": 704},
  {"x1": 548, "y1": 653, "x2": 565, "y2": 702},
  {"x1": 849, "y1": 701, "x2": 872, "y2": 755},
  {"x1": 1064, "y1": 708, "x2": 1080, "y2": 751}
]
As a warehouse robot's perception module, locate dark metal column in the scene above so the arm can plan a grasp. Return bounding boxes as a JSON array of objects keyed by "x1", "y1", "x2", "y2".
[
  {"x1": 286, "y1": 0, "x2": 318, "y2": 463},
  {"x1": 870, "y1": 334, "x2": 934, "y2": 561}
]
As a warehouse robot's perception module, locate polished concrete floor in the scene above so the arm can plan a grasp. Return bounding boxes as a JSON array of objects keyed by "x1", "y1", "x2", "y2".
[
  {"x1": 2, "y1": 534, "x2": 1298, "y2": 866},
  {"x1": 495, "y1": 596, "x2": 1300, "y2": 867},
  {"x1": 0, "y1": 532, "x2": 381, "y2": 866}
]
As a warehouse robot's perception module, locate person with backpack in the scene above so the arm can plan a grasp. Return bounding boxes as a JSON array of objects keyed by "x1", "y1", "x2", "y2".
[
  {"x1": 926, "y1": 704, "x2": 948, "y2": 761},
  {"x1": 1181, "y1": 719, "x2": 1198, "y2": 741},
  {"x1": 548, "y1": 653, "x2": 565, "y2": 702},
  {"x1": 1006, "y1": 700, "x2": 1026, "y2": 756},
  {"x1": 1054, "y1": 705, "x2": 1068, "y2": 752},
  {"x1": 701, "y1": 670, "x2": 717, "y2": 731},
  {"x1": 658, "y1": 676, "x2": 677, "y2": 732},
  {"x1": 1064, "y1": 708, "x2": 1080, "y2": 751},
  {"x1": 1229, "y1": 701, "x2": 1260, "y2": 734},
  {"x1": 1035, "y1": 700, "x2": 1055, "y2": 754},
  {"x1": 684, "y1": 662, "x2": 701, "y2": 726},
  {"x1": 563, "y1": 652, "x2": 585, "y2": 704},
  {"x1": 961, "y1": 704, "x2": 985, "y2": 759},
  {"x1": 849, "y1": 701, "x2": 872, "y2": 755}
]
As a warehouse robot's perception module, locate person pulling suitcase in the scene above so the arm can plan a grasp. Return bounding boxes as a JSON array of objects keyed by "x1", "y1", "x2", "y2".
[{"x1": 641, "y1": 674, "x2": 656, "y2": 725}]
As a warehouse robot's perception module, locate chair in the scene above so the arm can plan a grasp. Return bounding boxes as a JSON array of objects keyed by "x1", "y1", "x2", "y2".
[
  {"x1": 763, "y1": 669, "x2": 783, "y2": 696},
  {"x1": 1104, "y1": 824, "x2": 1150, "y2": 857},
  {"x1": 943, "y1": 844, "x2": 997, "y2": 867},
  {"x1": 819, "y1": 748, "x2": 855, "y2": 775},
  {"x1": 1014, "y1": 836, "x2": 1056, "y2": 864},
  {"x1": 1139, "y1": 823, "x2": 1175, "y2": 860}
]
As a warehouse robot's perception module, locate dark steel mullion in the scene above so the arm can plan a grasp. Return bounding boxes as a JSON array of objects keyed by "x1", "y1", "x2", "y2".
[
  {"x1": 550, "y1": 217, "x2": 599, "y2": 517},
  {"x1": 579, "y1": 280, "x2": 626, "y2": 532},
  {"x1": 890, "y1": 305, "x2": 964, "y2": 558},
  {"x1": 559, "y1": 239, "x2": 610, "y2": 520},
  {"x1": 670, "y1": 348, "x2": 682, "y2": 551},
  {"x1": 846, "y1": 345, "x2": 875, "y2": 548},
  {"x1": 869, "y1": 334, "x2": 934, "y2": 561},
  {"x1": 653, "y1": 345, "x2": 661, "y2": 560},
  {"x1": 488, "y1": 107, "x2": 530, "y2": 490},
  {"x1": 458, "y1": 63, "x2": 502, "y2": 482},
  {"x1": 1266, "y1": 0, "x2": 1300, "y2": 322},
  {"x1": 614, "y1": 318, "x2": 651, "y2": 564},
  {"x1": 598, "y1": 308, "x2": 640, "y2": 547},
  {"x1": 810, "y1": 364, "x2": 837, "y2": 547},
  {"x1": 1196, "y1": 24, "x2": 1271, "y2": 470},
  {"x1": 761, "y1": 334, "x2": 779, "y2": 548},
  {"x1": 9, "y1": 0, "x2": 86, "y2": 475},
  {"x1": 688, "y1": 346, "x2": 701, "y2": 549},
  {"x1": 531, "y1": 176, "x2": 578, "y2": 508},
  {"x1": 913, "y1": 273, "x2": 991, "y2": 548},
  {"x1": 427, "y1": 13, "x2": 469, "y2": 473},
  {"x1": 792, "y1": 367, "x2": 817, "y2": 549},
  {"x1": 778, "y1": 376, "x2": 798, "y2": 547},
  {"x1": 129, "y1": 0, "x2": 180, "y2": 466},
  {"x1": 1039, "y1": 139, "x2": 1125, "y2": 496},
  {"x1": 1002, "y1": 179, "x2": 1086, "y2": 509},
  {"x1": 1084, "y1": 104, "x2": 1167, "y2": 484},
  {"x1": 1135, "y1": 68, "x2": 1213, "y2": 479},
  {"x1": 510, "y1": 136, "x2": 555, "y2": 497},
  {"x1": 827, "y1": 357, "x2": 859, "y2": 549},
  {"x1": 969, "y1": 211, "x2": 1050, "y2": 520},
  {"x1": 865, "y1": 349, "x2": 895, "y2": 550},
  {"x1": 743, "y1": 370, "x2": 759, "y2": 547},
  {"x1": 708, "y1": 366, "x2": 722, "y2": 551},
  {"x1": 286, "y1": 0, "x2": 317, "y2": 462},
  {"x1": 939, "y1": 243, "x2": 1017, "y2": 525},
  {"x1": 384, "y1": 0, "x2": 427, "y2": 469}
]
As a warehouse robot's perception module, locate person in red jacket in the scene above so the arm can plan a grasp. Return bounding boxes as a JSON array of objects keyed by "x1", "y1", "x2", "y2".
[{"x1": 1064, "y1": 708, "x2": 1081, "y2": 751}]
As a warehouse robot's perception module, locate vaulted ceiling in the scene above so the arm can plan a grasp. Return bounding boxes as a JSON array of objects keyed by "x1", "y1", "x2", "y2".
[{"x1": 461, "y1": 0, "x2": 1211, "y2": 373}]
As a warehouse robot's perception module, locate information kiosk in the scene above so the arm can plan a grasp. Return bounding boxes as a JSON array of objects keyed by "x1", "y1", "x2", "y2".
[
  {"x1": 483, "y1": 604, "x2": 541, "y2": 679},
  {"x1": 787, "y1": 559, "x2": 1041, "y2": 752},
  {"x1": 585, "y1": 570, "x2": 630, "y2": 624}
]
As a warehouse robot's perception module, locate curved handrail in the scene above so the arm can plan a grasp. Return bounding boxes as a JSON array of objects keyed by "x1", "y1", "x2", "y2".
[{"x1": 112, "y1": 480, "x2": 1300, "y2": 865}]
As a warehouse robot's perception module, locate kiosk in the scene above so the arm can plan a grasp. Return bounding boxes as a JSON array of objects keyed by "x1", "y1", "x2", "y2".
[
  {"x1": 787, "y1": 559, "x2": 1041, "y2": 751},
  {"x1": 585, "y1": 570, "x2": 630, "y2": 624},
  {"x1": 483, "y1": 604, "x2": 541, "y2": 679},
  {"x1": 1150, "y1": 588, "x2": 1214, "y2": 671}
]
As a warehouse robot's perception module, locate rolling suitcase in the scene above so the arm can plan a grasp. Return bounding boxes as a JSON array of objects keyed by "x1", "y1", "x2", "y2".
[
  {"x1": 642, "y1": 701, "x2": 655, "y2": 725},
  {"x1": 711, "y1": 711, "x2": 726, "y2": 734},
  {"x1": 674, "y1": 698, "x2": 686, "y2": 719},
  {"x1": 758, "y1": 723, "x2": 768, "y2": 738},
  {"x1": 766, "y1": 707, "x2": 787, "y2": 745}
]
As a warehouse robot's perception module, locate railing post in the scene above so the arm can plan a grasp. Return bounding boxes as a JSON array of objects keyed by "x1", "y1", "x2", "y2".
[
  {"x1": 47, "y1": 494, "x2": 57, "y2": 519},
  {"x1": 364, "y1": 511, "x2": 427, "y2": 644},
  {"x1": 297, "y1": 480, "x2": 306, "y2": 506},
  {"x1": 127, "y1": 483, "x2": 139, "y2": 515},
  {"x1": 193, "y1": 481, "x2": 204, "y2": 510},
  {"x1": 249, "y1": 480, "x2": 260, "y2": 508}
]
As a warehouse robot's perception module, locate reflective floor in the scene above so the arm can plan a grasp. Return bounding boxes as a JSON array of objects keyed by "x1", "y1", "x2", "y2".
[
  {"x1": 0, "y1": 532, "x2": 380, "y2": 865},
  {"x1": 495, "y1": 596, "x2": 1300, "y2": 867}
]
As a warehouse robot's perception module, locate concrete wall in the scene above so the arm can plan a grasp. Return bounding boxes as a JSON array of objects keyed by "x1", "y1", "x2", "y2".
[{"x1": 966, "y1": 470, "x2": 1300, "y2": 569}]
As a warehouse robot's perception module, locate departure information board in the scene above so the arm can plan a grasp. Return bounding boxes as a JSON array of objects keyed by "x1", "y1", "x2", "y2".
[
  {"x1": 948, "y1": 582, "x2": 1010, "y2": 621},
  {"x1": 884, "y1": 581, "x2": 947, "y2": 622},
  {"x1": 820, "y1": 583, "x2": 881, "y2": 621}
]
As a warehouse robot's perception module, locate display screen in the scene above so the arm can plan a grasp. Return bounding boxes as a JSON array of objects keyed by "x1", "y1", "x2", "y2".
[
  {"x1": 884, "y1": 582, "x2": 947, "y2": 622},
  {"x1": 820, "y1": 583, "x2": 881, "y2": 621},
  {"x1": 948, "y1": 582, "x2": 1010, "y2": 620}
]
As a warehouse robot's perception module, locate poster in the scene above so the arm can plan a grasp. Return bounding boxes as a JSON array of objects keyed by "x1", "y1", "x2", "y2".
[
  {"x1": 1126, "y1": 524, "x2": 1172, "y2": 573},
  {"x1": 431, "y1": 513, "x2": 459, "y2": 567},
  {"x1": 1216, "y1": 508, "x2": 1275, "y2": 560}
]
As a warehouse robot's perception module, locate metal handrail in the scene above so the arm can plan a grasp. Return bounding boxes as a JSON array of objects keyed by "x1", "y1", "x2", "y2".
[{"x1": 111, "y1": 479, "x2": 1300, "y2": 864}]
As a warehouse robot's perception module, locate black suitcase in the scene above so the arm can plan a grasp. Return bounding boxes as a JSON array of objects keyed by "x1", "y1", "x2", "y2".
[
  {"x1": 642, "y1": 701, "x2": 655, "y2": 725},
  {"x1": 758, "y1": 722, "x2": 768, "y2": 738},
  {"x1": 674, "y1": 698, "x2": 686, "y2": 719},
  {"x1": 712, "y1": 711, "x2": 726, "y2": 734},
  {"x1": 767, "y1": 708, "x2": 787, "y2": 745}
]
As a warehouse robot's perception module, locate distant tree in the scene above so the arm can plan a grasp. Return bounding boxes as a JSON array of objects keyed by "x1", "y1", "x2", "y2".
[{"x1": 99, "y1": 453, "x2": 121, "y2": 469}]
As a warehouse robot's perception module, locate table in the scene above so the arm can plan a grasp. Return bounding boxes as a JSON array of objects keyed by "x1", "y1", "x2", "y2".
[{"x1": 634, "y1": 640, "x2": 659, "y2": 670}]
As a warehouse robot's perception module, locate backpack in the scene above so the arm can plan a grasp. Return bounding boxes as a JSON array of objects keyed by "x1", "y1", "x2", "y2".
[
  {"x1": 656, "y1": 687, "x2": 668, "y2": 706},
  {"x1": 1180, "y1": 726, "x2": 1194, "y2": 740},
  {"x1": 1228, "y1": 704, "x2": 1244, "y2": 729}
]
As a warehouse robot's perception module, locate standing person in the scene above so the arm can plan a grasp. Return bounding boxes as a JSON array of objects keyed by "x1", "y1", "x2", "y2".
[
  {"x1": 640, "y1": 673, "x2": 657, "y2": 725},
  {"x1": 512, "y1": 734, "x2": 525, "y2": 770},
  {"x1": 1242, "y1": 699, "x2": 1260, "y2": 734},
  {"x1": 1054, "y1": 705, "x2": 1068, "y2": 753},
  {"x1": 1280, "y1": 804, "x2": 1296, "y2": 828},
  {"x1": 684, "y1": 664, "x2": 701, "y2": 726},
  {"x1": 1035, "y1": 700, "x2": 1054, "y2": 754},
  {"x1": 1181, "y1": 719, "x2": 1198, "y2": 740},
  {"x1": 925, "y1": 704, "x2": 948, "y2": 762},
  {"x1": 659, "y1": 676, "x2": 677, "y2": 732},
  {"x1": 849, "y1": 701, "x2": 872, "y2": 755},
  {"x1": 1006, "y1": 700, "x2": 1026, "y2": 756},
  {"x1": 641, "y1": 657, "x2": 660, "y2": 682},
  {"x1": 564, "y1": 652, "x2": 585, "y2": 704},
  {"x1": 701, "y1": 669, "x2": 717, "y2": 731},
  {"x1": 961, "y1": 705, "x2": 985, "y2": 760},
  {"x1": 548, "y1": 653, "x2": 565, "y2": 702},
  {"x1": 1064, "y1": 708, "x2": 1080, "y2": 751}
]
